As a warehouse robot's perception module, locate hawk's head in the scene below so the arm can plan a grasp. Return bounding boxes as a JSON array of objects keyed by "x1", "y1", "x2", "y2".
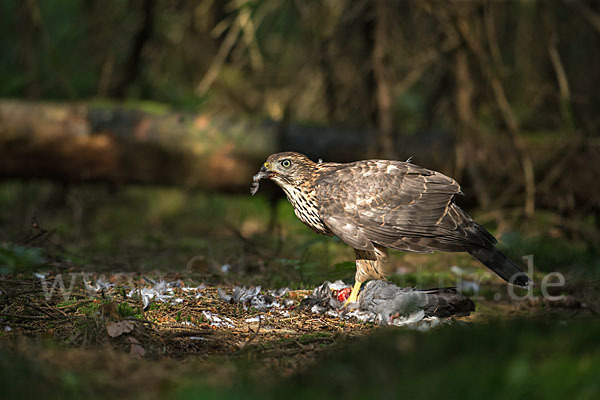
[{"x1": 252, "y1": 152, "x2": 315, "y2": 193}]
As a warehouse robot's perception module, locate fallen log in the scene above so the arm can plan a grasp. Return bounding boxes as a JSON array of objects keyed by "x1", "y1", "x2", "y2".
[
  {"x1": 0, "y1": 100, "x2": 279, "y2": 190},
  {"x1": 0, "y1": 100, "x2": 454, "y2": 191}
]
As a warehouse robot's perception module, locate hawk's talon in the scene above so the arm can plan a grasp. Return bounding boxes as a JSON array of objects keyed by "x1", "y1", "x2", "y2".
[{"x1": 342, "y1": 281, "x2": 362, "y2": 308}]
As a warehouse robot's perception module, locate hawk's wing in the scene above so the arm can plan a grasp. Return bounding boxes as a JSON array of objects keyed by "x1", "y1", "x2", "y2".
[{"x1": 316, "y1": 160, "x2": 493, "y2": 253}]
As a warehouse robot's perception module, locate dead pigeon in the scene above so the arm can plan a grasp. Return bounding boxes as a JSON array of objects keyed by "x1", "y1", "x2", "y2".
[{"x1": 300, "y1": 280, "x2": 474, "y2": 326}]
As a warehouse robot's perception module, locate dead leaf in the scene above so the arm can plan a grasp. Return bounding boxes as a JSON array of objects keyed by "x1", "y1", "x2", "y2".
[
  {"x1": 120, "y1": 320, "x2": 135, "y2": 332},
  {"x1": 130, "y1": 343, "x2": 145, "y2": 359},
  {"x1": 106, "y1": 320, "x2": 135, "y2": 337},
  {"x1": 127, "y1": 336, "x2": 141, "y2": 344}
]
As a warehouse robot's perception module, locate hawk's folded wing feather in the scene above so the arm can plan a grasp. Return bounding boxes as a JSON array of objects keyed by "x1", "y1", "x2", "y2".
[{"x1": 316, "y1": 160, "x2": 493, "y2": 253}]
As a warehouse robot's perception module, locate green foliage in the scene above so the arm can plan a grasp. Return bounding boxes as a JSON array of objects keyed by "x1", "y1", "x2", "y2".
[
  {"x1": 116, "y1": 302, "x2": 139, "y2": 319},
  {"x1": 0, "y1": 244, "x2": 44, "y2": 274},
  {"x1": 2, "y1": 0, "x2": 597, "y2": 134},
  {"x1": 56, "y1": 298, "x2": 78, "y2": 308},
  {"x1": 175, "y1": 318, "x2": 600, "y2": 400},
  {"x1": 499, "y1": 231, "x2": 599, "y2": 273},
  {"x1": 73, "y1": 300, "x2": 142, "y2": 321},
  {"x1": 0, "y1": 348, "x2": 85, "y2": 400},
  {"x1": 77, "y1": 302, "x2": 101, "y2": 317},
  {"x1": 388, "y1": 271, "x2": 459, "y2": 289}
]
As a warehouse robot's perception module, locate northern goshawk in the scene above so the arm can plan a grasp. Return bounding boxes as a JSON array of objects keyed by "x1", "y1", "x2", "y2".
[{"x1": 252, "y1": 152, "x2": 530, "y2": 304}]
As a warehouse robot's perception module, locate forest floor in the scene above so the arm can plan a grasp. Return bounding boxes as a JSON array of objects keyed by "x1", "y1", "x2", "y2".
[{"x1": 1, "y1": 182, "x2": 599, "y2": 399}]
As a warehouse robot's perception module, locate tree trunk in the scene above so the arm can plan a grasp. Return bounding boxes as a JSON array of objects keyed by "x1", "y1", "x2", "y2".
[
  {"x1": 453, "y1": 48, "x2": 491, "y2": 209},
  {"x1": 371, "y1": 0, "x2": 396, "y2": 158},
  {"x1": 110, "y1": 0, "x2": 156, "y2": 98}
]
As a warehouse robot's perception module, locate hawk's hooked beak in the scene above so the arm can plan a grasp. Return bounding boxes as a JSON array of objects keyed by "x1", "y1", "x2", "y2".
[
  {"x1": 253, "y1": 162, "x2": 274, "y2": 182},
  {"x1": 250, "y1": 162, "x2": 275, "y2": 195}
]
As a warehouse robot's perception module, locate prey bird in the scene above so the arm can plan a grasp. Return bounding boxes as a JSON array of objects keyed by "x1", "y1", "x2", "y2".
[{"x1": 252, "y1": 152, "x2": 530, "y2": 304}]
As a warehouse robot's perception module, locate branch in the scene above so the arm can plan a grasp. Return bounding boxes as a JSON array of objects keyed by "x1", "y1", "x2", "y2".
[
  {"x1": 111, "y1": 0, "x2": 156, "y2": 98},
  {"x1": 563, "y1": 0, "x2": 600, "y2": 34},
  {"x1": 455, "y1": 12, "x2": 536, "y2": 217},
  {"x1": 543, "y1": 7, "x2": 575, "y2": 129},
  {"x1": 196, "y1": 15, "x2": 243, "y2": 95}
]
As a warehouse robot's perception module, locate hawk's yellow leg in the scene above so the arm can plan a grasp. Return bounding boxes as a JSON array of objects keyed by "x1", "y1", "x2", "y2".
[{"x1": 343, "y1": 281, "x2": 362, "y2": 307}]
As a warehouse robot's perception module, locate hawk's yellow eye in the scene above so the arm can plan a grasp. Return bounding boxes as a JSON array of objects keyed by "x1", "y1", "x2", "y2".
[{"x1": 281, "y1": 159, "x2": 292, "y2": 168}]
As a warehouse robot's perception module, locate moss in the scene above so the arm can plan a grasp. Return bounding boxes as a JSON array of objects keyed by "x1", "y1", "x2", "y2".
[
  {"x1": 56, "y1": 298, "x2": 78, "y2": 308},
  {"x1": 77, "y1": 302, "x2": 101, "y2": 317},
  {"x1": 116, "y1": 302, "x2": 139, "y2": 318}
]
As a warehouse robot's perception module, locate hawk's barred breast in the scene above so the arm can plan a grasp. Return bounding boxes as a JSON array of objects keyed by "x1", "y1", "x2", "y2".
[{"x1": 279, "y1": 181, "x2": 331, "y2": 235}]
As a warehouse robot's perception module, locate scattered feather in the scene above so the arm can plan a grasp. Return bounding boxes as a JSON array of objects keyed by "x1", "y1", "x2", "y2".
[{"x1": 250, "y1": 180, "x2": 260, "y2": 195}]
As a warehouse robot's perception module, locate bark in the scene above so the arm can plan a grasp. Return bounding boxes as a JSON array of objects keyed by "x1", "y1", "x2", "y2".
[
  {"x1": 17, "y1": 1, "x2": 39, "y2": 98},
  {"x1": 111, "y1": 0, "x2": 156, "y2": 98},
  {"x1": 453, "y1": 48, "x2": 491, "y2": 209},
  {"x1": 455, "y1": 12, "x2": 536, "y2": 218},
  {"x1": 319, "y1": 39, "x2": 338, "y2": 121},
  {"x1": 371, "y1": 0, "x2": 396, "y2": 158}
]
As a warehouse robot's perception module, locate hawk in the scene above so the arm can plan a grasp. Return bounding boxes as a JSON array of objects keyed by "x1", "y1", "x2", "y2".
[{"x1": 252, "y1": 152, "x2": 530, "y2": 304}]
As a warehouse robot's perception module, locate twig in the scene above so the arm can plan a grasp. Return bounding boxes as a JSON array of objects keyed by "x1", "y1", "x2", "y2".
[
  {"x1": 484, "y1": 2, "x2": 504, "y2": 71},
  {"x1": 454, "y1": 11, "x2": 536, "y2": 218},
  {"x1": 0, "y1": 278, "x2": 41, "y2": 284},
  {"x1": 5, "y1": 289, "x2": 44, "y2": 298},
  {"x1": 163, "y1": 329, "x2": 215, "y2": 340},
  {"x1": 543, "y1": 5, "x2": 575, "y2": 128},
  {"x1": 0, "y1": 312, "x2": 49, "y2": 320},
  {"x1": 196, "y1": 14, "x2": 243, "y2": 95},
  {"x1": 24, "y1": 0, "x2": 78, "y2": 98},
  {"x1": 137, "y1": 286, "x2": 145, "y2": 319},
  {"x1": 23, "y1": 302, "x2": 58, "y2": 318},
  {"x1": 537, "y1": 138, "x2": 583, "y2": 192},
  {"x1": 55, "y1": 298, "x2": 95, "y2": 310},
  {"x1": 1, "y1": 322, "x2": 48, "y2": 332},
  {"x1": 563, "y1": 0, "x2": 600, "y2": 34}
]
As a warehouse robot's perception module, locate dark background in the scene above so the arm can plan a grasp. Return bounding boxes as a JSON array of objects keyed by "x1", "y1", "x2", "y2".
[{"x1": 1, "y1": 1, "x2": 599, "y2": 399}]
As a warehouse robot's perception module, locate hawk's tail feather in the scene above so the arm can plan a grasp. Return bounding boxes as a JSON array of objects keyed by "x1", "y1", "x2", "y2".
[{"x1": 467, "y1": 247, "x2": 531, "y2": 288}]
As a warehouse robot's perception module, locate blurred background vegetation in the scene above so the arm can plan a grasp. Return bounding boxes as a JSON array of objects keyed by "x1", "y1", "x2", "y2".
[
  {"x1": 3, "y1": 0, "x2": 599, "y2": 126},
  {"x1": 0, "y1": 0, "x2": 598, "y2": 276},
  {"x1": 1, "y1": 0, "x2": 600, "y2": 398}
]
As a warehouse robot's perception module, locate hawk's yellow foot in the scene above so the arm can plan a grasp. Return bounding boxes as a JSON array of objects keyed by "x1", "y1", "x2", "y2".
[{"x1": 343, "y1": 281, "x2": 362, "y2": 307}]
